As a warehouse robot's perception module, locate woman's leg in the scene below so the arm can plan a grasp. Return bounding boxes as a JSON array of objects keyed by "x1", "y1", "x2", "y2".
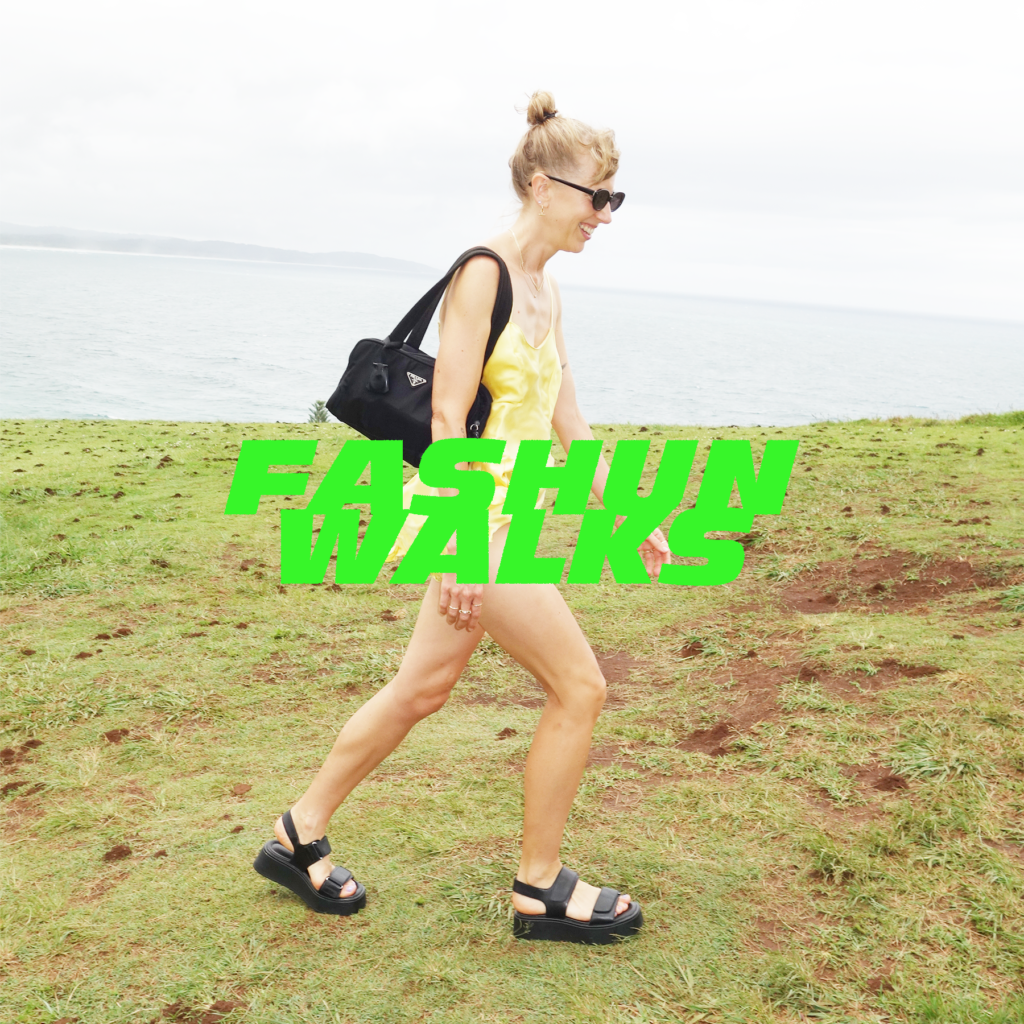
[
  {"x1": 272, "y1": 524, "x2": 627, "y2": 918},
  {"x1": 477, "y1": 576, "x2": 632, "y2": 921},
  {"x1": 272, "y1": 576, "x2": 484, "y2": 894}
]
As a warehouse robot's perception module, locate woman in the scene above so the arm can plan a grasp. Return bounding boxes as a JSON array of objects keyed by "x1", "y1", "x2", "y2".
[{"x1": 254, "y1": 91, "x2": 670, "y2": 944}]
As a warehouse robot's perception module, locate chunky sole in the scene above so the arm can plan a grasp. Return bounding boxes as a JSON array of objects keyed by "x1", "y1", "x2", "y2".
[
  {"x1": 512, "y1": 901, "x2": 643, "y2": 944},
  {"x1": 253, "y1": 840, "x2": 366, "y2": 915}
]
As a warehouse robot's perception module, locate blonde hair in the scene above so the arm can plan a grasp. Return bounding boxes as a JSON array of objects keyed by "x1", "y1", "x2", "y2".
[{"x1": 509, "y1": 90, "x2": 620, "y2": 203}]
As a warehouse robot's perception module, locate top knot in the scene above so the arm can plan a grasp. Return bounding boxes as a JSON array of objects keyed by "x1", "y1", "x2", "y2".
[
  {"x1": 526, "y1": 90, "x2": 558, "y2": 127},
  {"x1": 509, "y1": 91, "x2": 620, "y2": 204}
]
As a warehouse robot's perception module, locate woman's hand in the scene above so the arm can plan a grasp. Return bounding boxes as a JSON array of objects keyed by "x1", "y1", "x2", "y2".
[
  {"x1": 437, "y1": 541, "x2": 483, "y2": 631},
  {"x1": 638, "y1": 527, "x2": 671, "y2": 581},
  {"x1": 612, "y1": 516, "x2": 670, "y2": 580}
]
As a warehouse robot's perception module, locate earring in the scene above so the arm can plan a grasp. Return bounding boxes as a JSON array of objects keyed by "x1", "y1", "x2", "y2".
[{"x1": 538, "y1": 202, "x2": 546, "y2": 217}]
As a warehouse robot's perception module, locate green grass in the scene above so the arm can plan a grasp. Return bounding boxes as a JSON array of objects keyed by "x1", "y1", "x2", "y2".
[{"x1": 2, "y1": 414, "x2": 1023, "y2": 1023}]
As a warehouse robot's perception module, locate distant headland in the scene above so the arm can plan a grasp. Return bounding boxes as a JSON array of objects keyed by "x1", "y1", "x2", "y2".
[{"x1": 0, "y1": 222, "x2": 438, "y2": 276}]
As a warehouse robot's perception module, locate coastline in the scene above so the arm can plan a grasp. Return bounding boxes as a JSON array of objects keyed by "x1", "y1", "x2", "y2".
[{"x1": 0, "y1": 242, "x2": 437, "y2": 276}]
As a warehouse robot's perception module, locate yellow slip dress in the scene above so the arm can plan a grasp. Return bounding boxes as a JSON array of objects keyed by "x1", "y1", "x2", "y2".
[{"x1": 385, "y1": 277, "x2": 562, "y2": 566}]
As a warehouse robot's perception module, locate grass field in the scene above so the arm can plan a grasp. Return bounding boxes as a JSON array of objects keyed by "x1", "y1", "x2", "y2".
[{"x1": 2, "y1": 412, "x2": 1023, "y2": 1024}]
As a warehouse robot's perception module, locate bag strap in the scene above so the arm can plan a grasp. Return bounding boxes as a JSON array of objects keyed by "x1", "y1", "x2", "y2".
[{"x1": 383, "y1": 246, "x2": 513, "y2": 369}]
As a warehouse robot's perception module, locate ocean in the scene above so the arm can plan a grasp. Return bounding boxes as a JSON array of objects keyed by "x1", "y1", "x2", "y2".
[{"x1": 1, "y1": 246, "x2": 1021, "y2": 426}]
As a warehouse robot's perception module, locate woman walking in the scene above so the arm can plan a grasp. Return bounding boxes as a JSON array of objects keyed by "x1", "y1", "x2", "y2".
[{"x1": 255, "y1": 91, "x2": 670, "y2": 943}]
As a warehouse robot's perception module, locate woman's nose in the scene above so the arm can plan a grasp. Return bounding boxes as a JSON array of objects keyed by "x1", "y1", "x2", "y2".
[{"x1": 596, "y1": 203, "x2": 613, "y2": 224}]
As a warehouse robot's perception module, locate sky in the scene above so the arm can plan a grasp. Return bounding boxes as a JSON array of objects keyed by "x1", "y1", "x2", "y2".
[{"x1": 2, "y1": 0, "x2": 1022, "y2": 321}]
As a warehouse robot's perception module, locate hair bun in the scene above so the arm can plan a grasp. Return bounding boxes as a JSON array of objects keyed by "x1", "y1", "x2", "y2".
[
  {"x1": 526, "y1": 90, "x2": 558, "y2": 127},
  {"x1": 509, "y1": 92, "x2": 619, "y2": 205}
]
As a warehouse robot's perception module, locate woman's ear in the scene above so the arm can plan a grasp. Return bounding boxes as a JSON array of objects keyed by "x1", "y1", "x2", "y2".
[{"x1": 530, "y1": 172, "x2": 550, "y2": 210}]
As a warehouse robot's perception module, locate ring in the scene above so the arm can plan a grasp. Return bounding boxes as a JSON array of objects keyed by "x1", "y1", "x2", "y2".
[
  {"x1": 447, "y1": 604, "x2": 457, "y2": 611},
  {"x1": 459, "y1": 610, "x2": 470, "y2": 616}
]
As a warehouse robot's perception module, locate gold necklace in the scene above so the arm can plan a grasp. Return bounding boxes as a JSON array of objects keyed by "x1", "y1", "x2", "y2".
[{"x1": 509, "y1": 228, "x2": 542, "y2": 297}]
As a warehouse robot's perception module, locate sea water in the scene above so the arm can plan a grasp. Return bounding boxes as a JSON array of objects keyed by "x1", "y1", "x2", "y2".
[{"x1": 1, "y1": 246, "x2": 1021, "y2": 425}]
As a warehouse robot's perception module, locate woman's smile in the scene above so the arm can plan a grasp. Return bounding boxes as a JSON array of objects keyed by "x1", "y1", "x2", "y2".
[{"x1": 566, "y1": 166, "x2": 616, "y2": 247}]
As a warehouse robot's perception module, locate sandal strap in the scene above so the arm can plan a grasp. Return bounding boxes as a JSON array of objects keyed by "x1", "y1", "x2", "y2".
[
  {"x1": 281, "y1": 809, "x2": 332, "y2": 871},
  {"x1": 319, "y1": 866, "x2": 354, "y2": 900},
  {"x1": 589, "y1": 886, "x2": 621, "y2": 926},
  {"x1": 512, "y1": 866, "x2": 579, "y2": 919}
]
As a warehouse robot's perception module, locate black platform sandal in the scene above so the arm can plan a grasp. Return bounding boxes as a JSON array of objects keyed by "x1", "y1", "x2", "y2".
[
  {"x1": 253, "y1": 809, "x2": 366, "y2": 915},
  {"x1": 512, "y1": 866, "x2": 643, "y2": 944}
]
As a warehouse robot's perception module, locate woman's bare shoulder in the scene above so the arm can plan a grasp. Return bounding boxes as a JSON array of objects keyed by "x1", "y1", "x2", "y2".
[{"x1": 446, "y1": 247, "x2": 502, "y2": 316}]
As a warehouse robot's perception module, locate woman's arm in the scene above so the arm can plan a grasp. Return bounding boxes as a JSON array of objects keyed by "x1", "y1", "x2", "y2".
[
  {"x1": 548, "y1": 279, "x2": 670, "y2": 578},
  {"x1": 431, "y1": 255, "x2": 501, "y2": 629},
  {"x1": 432, "y1": 256, "x2": 500, "y2": 444}
]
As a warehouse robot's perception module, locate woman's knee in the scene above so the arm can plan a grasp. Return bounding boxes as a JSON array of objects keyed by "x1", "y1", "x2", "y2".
[
  {"x1": 584, "y1": 666, "x2": 608, "y2": 712},
  {"x1": 552, "y1": 663, "x2": 606, "y2": 718},
  {"x1": 390, "y1": 664, "x2": 461, "y2": 721}
]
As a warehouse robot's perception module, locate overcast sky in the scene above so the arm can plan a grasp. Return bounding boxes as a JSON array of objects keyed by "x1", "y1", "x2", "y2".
[{"x1": 2, "y1": 0, "x2": 1022, "y2": 320}]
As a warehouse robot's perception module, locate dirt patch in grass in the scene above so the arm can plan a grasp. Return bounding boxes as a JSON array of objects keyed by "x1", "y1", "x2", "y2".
[
  {"x1": 677, "y1": 639, "x2": 706, "y2": 657},
  {"x1": 0, "y1": 601, "x2": 44, "y2": 625},
  {"x1": 983, "y1": 839, "x2": 1024, "y2": 865},
  {"x1": 673, "y1": 653, "x2": 948, "y2": 754},
  {"x1": 595, "y1": 650, "x2": 650, "y2": 684},
  {"x1": 1, "y1": 781, "x2": 49, "y2": 831},
  {"x1": 803, "y1": 764, "x2": 912, "y2": 823},
  {"x1": 218, "y1": 542, "x2": 242, "y2": 567},
  {"x1": 153, "y1": 998, "x2": 247, "y2": 1023},
  {"x1": 865, "y1": 964, "x2": 896, "y2": 994},
  {"x1": 120, "y1": 779, "x2": 157, "y2": 804},
  {"x1": 595, "y1": 650, "x2": 668, "y2": 708},
  {"x1": 249, "y1": 651, "x2": 299, "y2": 684},
  {"x1": 0, "y1": 742, "x2": 46, "y2": 800},
  {"x1": 1, "y1": 779, "x2": 43, "y2": 798},
  {"x1": 677, "y1": 721, "x2": 737, "y2": 756},
  {"x1": 0, "y1": 737, "x2": 43, "y2": 766},
  {"x1": 852, "y1": 764, "x2": 911, "y2": 793},
  {"x1": 810, "y1": 658, "x2": 945, "y2": 703},
  {"x1": 750, "y1": 915, "x2": 790, "y2": 952},
  {"x1": 675, "y1": 654, "x2": 794, "y2": 749},
  {"x1": 967, "y1": 597, "x2": 1007, "y2": 617},
  {"x1": 779, "y1": 550, "x2": 994, "y2": 613}
]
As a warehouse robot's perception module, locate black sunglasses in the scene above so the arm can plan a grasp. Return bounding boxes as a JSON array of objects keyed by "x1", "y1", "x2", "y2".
[{"x1": 544, "y1": 173, "x2": 625, "y2": 212}]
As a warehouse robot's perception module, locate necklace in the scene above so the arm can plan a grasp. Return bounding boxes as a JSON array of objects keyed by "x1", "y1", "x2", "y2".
[{"x1": 508, "y1": 228, "x2": 542, "y2": 297}]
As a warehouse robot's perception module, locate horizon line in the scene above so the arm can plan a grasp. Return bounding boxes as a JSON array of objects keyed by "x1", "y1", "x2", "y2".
[{"x1": 3, "y1": 233, "x2": 1022, "y2": 328}]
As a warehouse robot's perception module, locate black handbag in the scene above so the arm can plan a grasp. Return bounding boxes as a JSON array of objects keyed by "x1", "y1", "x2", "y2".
[{"x1": 326, "y1": 247, "x2": 513, "y2": 467}]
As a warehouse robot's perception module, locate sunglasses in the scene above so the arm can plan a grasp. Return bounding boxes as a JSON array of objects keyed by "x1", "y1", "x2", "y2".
[{"x1": 545, "y1": 174, "x2": 625, "y2": 212}]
